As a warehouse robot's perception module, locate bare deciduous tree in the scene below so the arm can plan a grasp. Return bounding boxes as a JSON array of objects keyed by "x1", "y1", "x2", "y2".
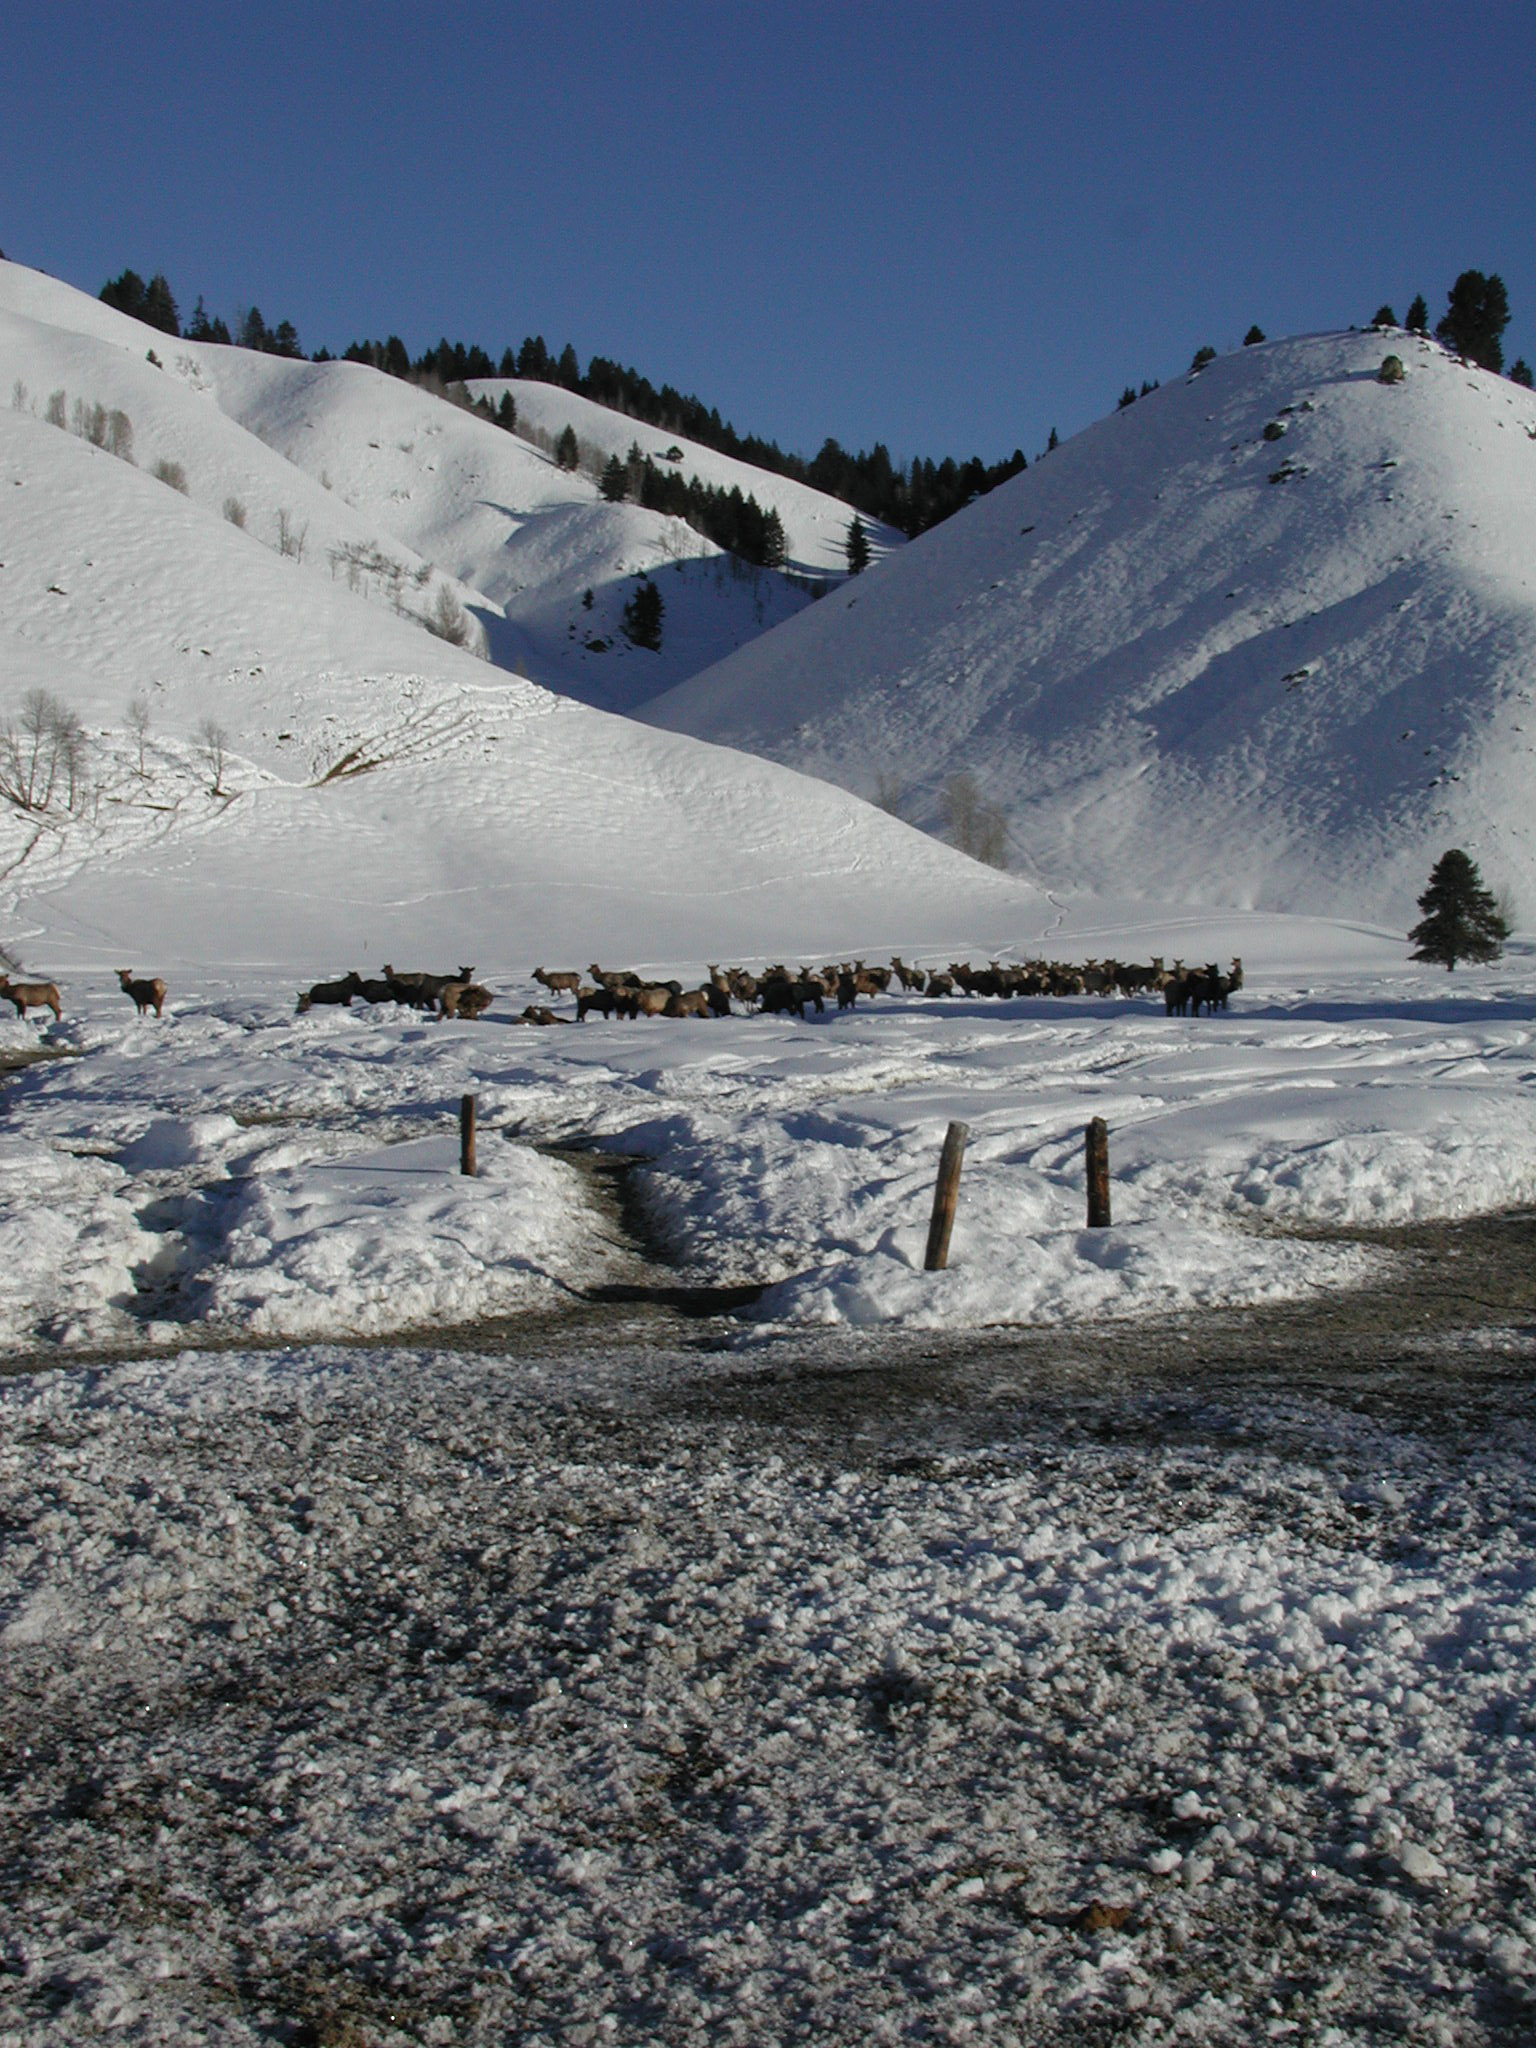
[
  {"x1": 223, "y1": 496, "x2": 247, "y2": 528},
  {"x1": 276, "y1": 509, "x2": 307, "y2": 562},
  {"x1": 0, "y1": 689, "x2": 89, "y2": 813},
  {"x1": 196, "y1": 718, "x2": 230, "y2": 796},
  {"x1": 44, "y1": 389, "x2": 66, "y2": 428},
  {"x1": 425, "y1": 583, "x2": 470, "y2": 647},
  {"x1": 153, "y1": 458, "x2": 188, "y2": 493},
  {"x1": 943, "y1": 773, "x2": 1009, "y2": 869},
  {"x1": 125, "y1": 696, "x2": 151, "y2": 777}
]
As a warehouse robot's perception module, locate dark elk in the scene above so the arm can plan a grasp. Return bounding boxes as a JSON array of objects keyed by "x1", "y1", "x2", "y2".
[
  {"x1": 117, "y1": 969, "x2": 167, "y2": 1017},
  {"x1": 296, "y1": 971, "x2": 362, "y2": 1014}
]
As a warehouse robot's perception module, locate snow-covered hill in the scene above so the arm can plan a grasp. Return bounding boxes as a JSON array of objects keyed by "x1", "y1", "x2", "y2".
[
  {"x1": 0, "y1": 260, "x2": 897, "y2": 712},
  {"x1": 0, "y1": 307, "x2": 1032, "y2": 978},
  {"x1": 648, "y1": 330, "x2": 1536, "y2": 927}
]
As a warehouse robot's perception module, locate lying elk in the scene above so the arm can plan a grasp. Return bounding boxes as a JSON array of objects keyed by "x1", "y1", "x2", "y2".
[
  {"x1": 297, "y1": 971, "x2": 362, "y2": 1014},
  {"x1": 117, "y1": 969, "x2": 167, "y2": 1018},
  {"x1": 0, "y1": 973, "x2": 62, "y2": 1021}
]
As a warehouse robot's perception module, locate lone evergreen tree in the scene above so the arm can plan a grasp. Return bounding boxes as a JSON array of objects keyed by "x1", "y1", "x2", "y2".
[
  {"x1": 1510, "y1": 358, "x2": 1533, "y2": 389},
  {"x1": 845, "y1": 516, "x2": 870, "y2": 575},
  {"x1": 1408, "y1": 848, "x2": 1510, "y2": 969},
  {"x1": 555, "y1": 423, "x2": 579, "y2": 470},
  {"x1": 1435, "y1": 271, "x2": 1510, "y2": 372},
  {"x1": 1404, "y1": 293, "x2": 1429, "y2": 334},
  {"x1": 1243, "y1": 324, "x2": 1265, "y2": 345},
  {"x1": 599, "y1": 453, "x2": 628, "y2": 502},
  {"x1": 621, "y1": 576, "x2": 664, "y2": 650},
  {"x1": 1370, "y1": 304, "x2": 1397, "y2": 329}
]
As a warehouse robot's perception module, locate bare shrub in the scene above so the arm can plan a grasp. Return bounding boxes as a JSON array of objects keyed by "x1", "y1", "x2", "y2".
[
  {"x1": 943, "y1": 772, "x2": 1009, "y2": 868},
  {"x1": 73, "y1": 398, "x2": 105, "y2": 445},
  {"x1": 873, "y1": 771, "x2": 907, "y2": 818},
  {"x1": 44, "y1": 389, "x2": 66, "y2": 428},
  {"x1": 223, "y1": 496, "x2": 247, "y2": 528},
  {"x1": 425, "y1": 583, "x2": 469, "y2": 646},
  {"x1": 107, "y1": 409, "x2": 134, "y2": 462},
  {"x1": 125, "y1": 696, "x2": 151, "y2": 777},
  {"x1": 10, "y1": 379, "x2": 25, "y2": 412},
  {"x1": 153, "y1": 458, "x2": 188, "y2": 493},
  {"x1": 275, "y1": 509, "x2": 307, "y2": 562},
  {"x1": 196, "y1": 718, "x2": 229, "y2": 795}
]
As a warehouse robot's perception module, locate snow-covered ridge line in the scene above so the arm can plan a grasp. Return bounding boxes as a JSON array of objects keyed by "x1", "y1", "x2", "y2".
[{"x1": 648, "y1": 327, "x2": 1536, "y2": 928}]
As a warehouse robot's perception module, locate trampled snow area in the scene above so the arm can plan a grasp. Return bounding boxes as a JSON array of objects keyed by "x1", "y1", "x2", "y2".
[
  {"x1": 649, "y1": 329, "x2": 1536, "y2": 929},
  {"x1": 2, "y1": 925, "x2": 1533, "y2": 1354}
]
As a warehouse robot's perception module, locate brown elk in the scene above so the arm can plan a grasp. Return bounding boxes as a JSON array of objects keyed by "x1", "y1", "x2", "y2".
[
  {"x1": 383, "y1": 964, "x2": 473, "y2": 1010},
  {"x1": 533, "y1": 967, "x2": 580, "y2": 999},
  {"x1": 117, "y1": 969, "x2": 167, "y2": 1017},
  {"x1": 0, "y1": 973, "x2": 61, "y2": 1021},
  {"x1": 889, "y1": 955, "x2": 927, "y2": 992},
  {"x1": 439, "y1": 978, "x2": 493, "y2": 1019}
]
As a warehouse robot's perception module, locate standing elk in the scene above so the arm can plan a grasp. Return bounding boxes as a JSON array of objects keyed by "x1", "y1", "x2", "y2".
[
  {"x1": 0, "y1": 973, "x2": 61, "y2": 1021},
  {"x1": 117, "y1": 969, "x2": 167, "y2": 1017}
]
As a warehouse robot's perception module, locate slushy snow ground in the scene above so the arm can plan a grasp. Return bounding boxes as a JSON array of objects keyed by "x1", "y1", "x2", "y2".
[{"x1": 3, "y1": 1321, "x2": 1535, "y2": 2043}]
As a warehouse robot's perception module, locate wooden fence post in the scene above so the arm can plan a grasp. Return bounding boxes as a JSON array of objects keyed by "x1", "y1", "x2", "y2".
[
  {"x1": 1085, "y1": 1116, "x2": 1110, "y2": 1228},
  {"x1": 460, "y1": 1093, "x2": 477, "y2": 1177},
  {"x1": 924, "y1": 1120, "x2": 970, "y2": 1271}
]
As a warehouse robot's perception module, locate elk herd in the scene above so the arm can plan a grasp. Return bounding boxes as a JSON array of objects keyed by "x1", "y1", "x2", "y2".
[{"x1": 0, "y1": 953, "x2": 1243, "y2": 1032}]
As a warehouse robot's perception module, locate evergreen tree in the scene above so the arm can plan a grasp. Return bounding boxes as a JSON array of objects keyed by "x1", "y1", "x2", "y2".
[
  {"x1": 557, "y1": 342, "x2": 581, "y2": 388},
  {"x1": 1243, "y1": 324, "x2": 1265, "y2": 345},
  {"x1": 1371, "y1": 304, "x2": 1397, "y2": 329},
  {"x1": 1190, "y1": 344, "x2": 1217, "y2": 372},
  {"x1": 1435, "y1": 271, "x2": 1510, "y2": 371},
  {"x1": 271, "y1": 318, "x2": 302, "y2": 359},
  {"x1": 599, "y1": 453, "x2": 628, "y2": 501},
  {"x1": 498, "y1": 347, "x2": 517, "y2": 376},
  {"x1": 496, "y1": 390, "x2": 517, "y2": 428},
  {"x1": 238, "y1": 306, "x2": 270, "y2": 352},
  {"x1": 762, "y1": 507, "x2": 787, "y2": 569},
  {"x1": 185, "y1": 296, "x2": 231, "y2": 345},
  {"x1": 1408, "y1": 848, "x2": 1510, "y2": 970},
  {"x1": 621, "y1": 576, "x2": 664, "y2": 650},
  {"x1": 1047, "y1": 427, "x2": 1059, "y2": 451},
  {"x1": 1118, "y1": 385, "x2": 1137, "y2": 409},
  {"x1": 1405, "y1": 293, "x2": 1429, "y2": 334},
  {"x1": 555, "y1": 424, "x2": 579, "y2": 470},
  {"x1": 1510, "y1": 358, "x2": 1533, "y2": 389},
  {"x1": 141, "y1": 273, "x2": 180, "y2": 335},
  {"x1": 845, "y1": 516, "x2": 870, "y2": 575}
]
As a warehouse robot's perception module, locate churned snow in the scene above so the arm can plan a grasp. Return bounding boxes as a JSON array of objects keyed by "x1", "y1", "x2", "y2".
[{"x1": 2, "y1": 1327, "x2": 1535, "y2": 2042}]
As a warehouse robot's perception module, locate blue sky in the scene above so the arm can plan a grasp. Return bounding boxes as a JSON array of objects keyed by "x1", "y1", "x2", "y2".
[{"x1": 5, "y1": 1, "x2": 1533, "y2": 464}]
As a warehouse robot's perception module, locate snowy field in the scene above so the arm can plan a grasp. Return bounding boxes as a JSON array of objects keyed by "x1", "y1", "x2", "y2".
[{"x1": 1, "y1": 927, "x2": 1533, "y2": 1356}]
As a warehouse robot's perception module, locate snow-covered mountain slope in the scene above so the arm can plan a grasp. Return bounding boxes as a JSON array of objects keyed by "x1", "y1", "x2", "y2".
[
  {"x1": 469, "y1": 375, "x2": 904, "y2": 576},
  {"x1": 647, "y1": 331, "x2": 1536, "y2": 927},
  {"x1": 0, "y1": 260, "x2": 895, "y2": 711},
  {"x1": 0, "y1": 392, "x2": 1033, "y2": 977}
]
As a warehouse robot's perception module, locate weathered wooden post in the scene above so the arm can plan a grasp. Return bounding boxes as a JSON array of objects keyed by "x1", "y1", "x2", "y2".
[
  {"x1": 460, "y1": 1093, "x2": 477, "y2": 1177},
  {"x1": 924, "y1": 1120, "x2": 970, "y2": 1272},
  {"x1": 1085, "y1": 1116, "x2": 1110, "y2": 1228}
]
